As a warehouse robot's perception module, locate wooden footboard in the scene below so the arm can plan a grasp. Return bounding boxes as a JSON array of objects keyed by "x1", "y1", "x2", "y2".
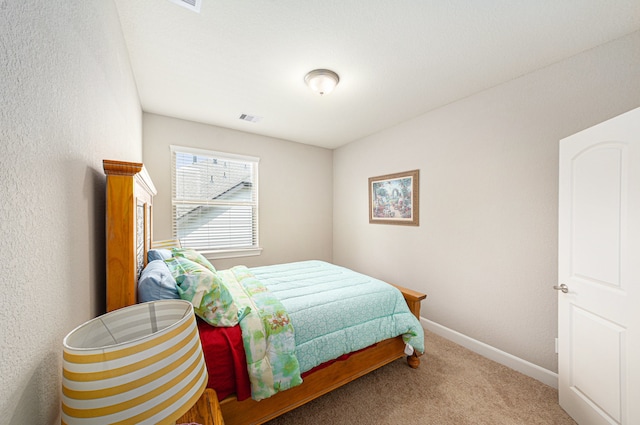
[
  {"x1": 182, "y1": 285, "x2": 426, "y2": 425},
  {"x1": 221, "y1": 337, "x2": 407, "y2": 425},
  {"x1": 391, "y1": 283, "x2": 427, "y2": 321}
]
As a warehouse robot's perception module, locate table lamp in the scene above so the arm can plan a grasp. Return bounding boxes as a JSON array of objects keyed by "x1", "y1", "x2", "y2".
[{"x1": 61, "y1": 299, "x2": 207, "y2": 424}]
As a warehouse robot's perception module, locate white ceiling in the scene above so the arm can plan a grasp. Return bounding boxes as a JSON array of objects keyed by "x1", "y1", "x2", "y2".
[{"x1": 114, "y1": 0, "x2": 640, "y2": 149}]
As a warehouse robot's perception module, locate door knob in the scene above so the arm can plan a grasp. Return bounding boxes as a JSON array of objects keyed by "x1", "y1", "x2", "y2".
[{"x1": 553, "y1": 284, "x2": 569, "y2": 293}]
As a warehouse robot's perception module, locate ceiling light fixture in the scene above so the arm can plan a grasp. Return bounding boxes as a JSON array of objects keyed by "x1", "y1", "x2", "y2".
[{"x1": 305, "y1": 69, "x2": 340, "y2": 96}]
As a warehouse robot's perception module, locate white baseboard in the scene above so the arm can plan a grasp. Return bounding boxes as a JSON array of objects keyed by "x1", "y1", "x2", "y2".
[{"x1": 421, "y1": 318, "x2": 558, "y2": 389}]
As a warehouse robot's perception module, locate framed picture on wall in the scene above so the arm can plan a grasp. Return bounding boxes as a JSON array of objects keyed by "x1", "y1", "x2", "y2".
[{"x1": 368, "y1": 169, "x2": 419, "y2": 226}]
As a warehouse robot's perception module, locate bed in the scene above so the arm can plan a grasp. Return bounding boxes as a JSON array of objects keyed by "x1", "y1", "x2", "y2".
[{"x1": 104, "y1": 159, "x2": 426, "y2": 425}]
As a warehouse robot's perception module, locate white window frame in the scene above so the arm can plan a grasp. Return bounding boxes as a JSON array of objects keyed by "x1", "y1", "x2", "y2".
[{"x1": 170, "y1": 145, "x2": 261, "y2": 260}]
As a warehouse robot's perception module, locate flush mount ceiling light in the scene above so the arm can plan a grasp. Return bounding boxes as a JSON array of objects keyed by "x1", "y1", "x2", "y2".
[{"x1": 304, "y1": 69, "x2": 340, "y2": 96}]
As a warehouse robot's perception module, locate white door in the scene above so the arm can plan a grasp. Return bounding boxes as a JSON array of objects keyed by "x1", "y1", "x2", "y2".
[{"x1": 558, "y1": 107, "x2": 640, "y2": 425}]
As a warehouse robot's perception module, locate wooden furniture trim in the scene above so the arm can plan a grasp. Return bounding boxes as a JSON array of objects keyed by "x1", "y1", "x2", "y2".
[
  {"x1": 391, "y1": 283, "x2": 427, "y2": 319},
  {"x1": 103, "y1": 159, "x2": 157, "y2": 194},
  {"x1": 104, "y1": 160, "x2": 426, "y2": 425},
  {"x1": 178, "y1": 388, "x2": 225, "y2": 425},
  {"x1": 104, "y1": 160, "x2": 157, "y2": 312}
]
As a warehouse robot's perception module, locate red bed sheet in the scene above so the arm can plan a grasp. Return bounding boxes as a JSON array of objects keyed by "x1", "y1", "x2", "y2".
[{"x1": 196, "y1": 319, "x2": 251, "y2": 401}]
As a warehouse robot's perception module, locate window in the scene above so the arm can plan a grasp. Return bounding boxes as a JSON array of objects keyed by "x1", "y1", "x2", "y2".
[{"x1": 171, "y1": 145, "x2": 260, "y2": 258}]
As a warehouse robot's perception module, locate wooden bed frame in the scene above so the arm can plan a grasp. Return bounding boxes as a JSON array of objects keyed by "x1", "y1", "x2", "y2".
[{"x1": 103, "y1": 159, "x2": 427, "y2": 425}]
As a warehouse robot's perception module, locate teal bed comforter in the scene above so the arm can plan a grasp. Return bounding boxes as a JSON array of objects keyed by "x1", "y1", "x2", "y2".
[
  {"x1": 166, "y1": 249, "x2": 425, "y2": 401},
  {"x1": 249, "y1": 260, "x2": 425, "y2": 374}
]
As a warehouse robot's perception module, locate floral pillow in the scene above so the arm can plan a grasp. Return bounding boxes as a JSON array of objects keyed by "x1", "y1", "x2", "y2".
[
  {"x1": 171, "y1": 248, "x2": 216, "y2": 273},
  {"x1": 164, "y1": 256, "x2": 244, "y2": 327}
]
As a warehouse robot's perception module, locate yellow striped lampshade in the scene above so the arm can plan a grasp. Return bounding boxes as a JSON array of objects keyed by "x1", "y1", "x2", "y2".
[{"x1": 61, "y1": 300, "x2": 208, "y2": 425}]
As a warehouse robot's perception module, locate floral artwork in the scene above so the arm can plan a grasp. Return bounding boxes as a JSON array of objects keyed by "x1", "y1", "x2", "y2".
[{"x1": 369, "y1": 169, "x2": 419, "y2": 226}]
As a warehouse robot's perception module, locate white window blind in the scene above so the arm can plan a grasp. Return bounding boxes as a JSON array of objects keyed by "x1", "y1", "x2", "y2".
[{"x1": 171, "y1": 145, "x2": 260, "y2": 256}]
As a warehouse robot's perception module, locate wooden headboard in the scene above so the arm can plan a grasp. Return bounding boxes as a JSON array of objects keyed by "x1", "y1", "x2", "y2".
[{"x1": 103, "y1": 160, "x2": 157, "y2": 312}]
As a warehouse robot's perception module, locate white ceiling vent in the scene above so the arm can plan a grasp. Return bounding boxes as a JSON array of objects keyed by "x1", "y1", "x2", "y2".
[
  {"x1": 168, "y1": 0, "x2": 201, "y2": 13},
  {"x1": 239, "y1": 114, "x2": 263, "y2": 123}
]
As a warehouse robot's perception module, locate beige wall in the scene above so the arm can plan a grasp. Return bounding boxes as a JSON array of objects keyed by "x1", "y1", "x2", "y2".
[
  {"x1": 0, "y1": 1, "x2": 142, "y2": 424},
  {"x1": 1, "y1": 4, "x2": 636, "y2": 423},
  {"x1": 333, "y1": 31, "x2": 640, "y2": 373},
  {"x1": 142, "y1": 113, "x2": 333, "y2": 270}
]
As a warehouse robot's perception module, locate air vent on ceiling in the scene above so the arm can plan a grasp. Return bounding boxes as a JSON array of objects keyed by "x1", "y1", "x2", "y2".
[
  {"x1": 168, "y1": 0, "x2": 201, "y2": 13},
  {"x1": 239, "y1": 114, "x2": 263, "y2": 123}
]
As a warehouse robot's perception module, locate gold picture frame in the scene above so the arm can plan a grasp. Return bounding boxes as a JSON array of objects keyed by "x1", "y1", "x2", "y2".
[{"x1": 369, "y1": 169, "x2": 419, "y2": 226}]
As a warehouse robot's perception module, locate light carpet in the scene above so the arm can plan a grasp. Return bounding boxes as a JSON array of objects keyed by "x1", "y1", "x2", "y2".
[{"x1": 266, "y1": 330, "x2": 576, "y2": 425}]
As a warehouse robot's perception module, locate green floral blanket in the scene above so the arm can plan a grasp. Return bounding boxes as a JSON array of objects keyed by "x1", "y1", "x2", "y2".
[{"x1": 217, "y1": 266, "x2": 303, "y2": 401}]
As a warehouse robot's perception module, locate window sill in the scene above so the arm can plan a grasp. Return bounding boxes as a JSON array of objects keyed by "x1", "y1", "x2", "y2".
[{"x1": 202, "y1": 247, "x2": 262, "y2": 261}]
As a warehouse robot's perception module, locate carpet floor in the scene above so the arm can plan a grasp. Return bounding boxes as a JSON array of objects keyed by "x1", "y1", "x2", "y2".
[{"x1": 265, "y1": 330, "x2": 577, "y2": 425}]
